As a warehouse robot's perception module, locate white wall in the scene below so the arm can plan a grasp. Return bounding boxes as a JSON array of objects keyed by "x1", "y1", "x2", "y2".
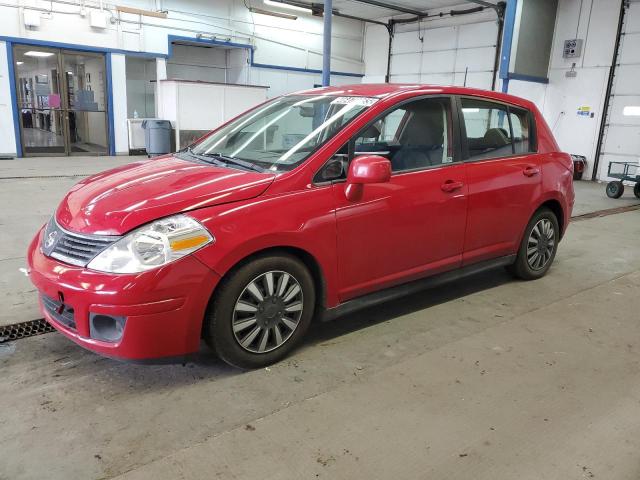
[
  {"x1": 508, "y1": 0, "x2": 622, "y2": 180},
  {"x1": 0, "y1": 0, "x2": 365, "y2": 156}
]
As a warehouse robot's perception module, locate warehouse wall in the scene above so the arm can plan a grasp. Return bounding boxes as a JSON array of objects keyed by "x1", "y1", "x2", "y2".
[
  {"x1": 362, "y1": 0, "x2": 622, "y2": 180},
  {"x1": 508, "y1": 0, "x2": 622, "y2": 180},
  {"x1": 363, "y1": 5, "x2": 499, "y2": 90},
  {"x1": 0, "y1": 0, "x2": 365, "y2": 156}
]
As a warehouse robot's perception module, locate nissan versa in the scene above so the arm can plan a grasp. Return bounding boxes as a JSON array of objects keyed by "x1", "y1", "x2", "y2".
[{"x1": 27, "y1": 84, "x2": 575, "y2": 368}]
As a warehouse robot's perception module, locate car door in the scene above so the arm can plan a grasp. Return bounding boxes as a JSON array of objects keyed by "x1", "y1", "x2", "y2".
[
  {"x1": 327, "y1": 96, "x2": 468, "y2": 302},
  {"x1": 458, "y1": 97, "x2": 543, "y2": 265}
]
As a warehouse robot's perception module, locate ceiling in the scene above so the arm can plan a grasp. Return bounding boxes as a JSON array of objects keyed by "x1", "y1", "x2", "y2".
[{"x1": 291, "y1": 0, "x2": 491, "y2": 21}]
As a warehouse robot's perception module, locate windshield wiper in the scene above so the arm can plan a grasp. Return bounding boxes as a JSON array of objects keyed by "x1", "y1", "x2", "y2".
[
  {"x1": 201, "y1": 152, "x2": 267, "y2": 173},
  {"x1": 181, "y1": 147, "x2": 227, "y2": 168}
]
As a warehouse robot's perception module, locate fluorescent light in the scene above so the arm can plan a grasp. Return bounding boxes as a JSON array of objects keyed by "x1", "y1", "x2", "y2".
[
  {"x1": 264, "y1": 0, "x2": 311, "y2": 13},
  {"x1": 462, "y1": 108, "x2": 480, "y2": 113},
  {"x1": 24, "y1": 51, "x2": 54, "y2": 57},
  {"x1": 623, "y1": 106, "x2": 640, "y2": 117},
  {"x1": 16, "y1": 61, "x2": 24, "y2": 65},
  {"x1": 67, "y1": 71, "x2": 74, "y2": 75},
  {"x1": 249, "y1": 7, "x2": 297, "y2": 19}
]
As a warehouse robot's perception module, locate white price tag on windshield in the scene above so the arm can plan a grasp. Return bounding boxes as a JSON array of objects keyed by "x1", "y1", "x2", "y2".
[{"x1": 330, "y1": 97, "x2": 378, "y2": 107}]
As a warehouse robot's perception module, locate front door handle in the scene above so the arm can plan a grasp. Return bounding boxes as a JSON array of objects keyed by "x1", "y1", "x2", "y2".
[
  {"x1": 441, "y1": 180, "x2": 464, "y2": 193},
  {"x1": 523, "y1": 165, "x2": 540, "y2": 177}
]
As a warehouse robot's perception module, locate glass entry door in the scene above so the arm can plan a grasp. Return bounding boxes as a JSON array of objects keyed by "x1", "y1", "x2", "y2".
[{"x1": 13, "y1": 46, "x2": 109, "y2": 156}]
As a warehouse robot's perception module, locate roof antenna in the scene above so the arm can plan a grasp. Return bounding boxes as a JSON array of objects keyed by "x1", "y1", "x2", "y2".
[{"x1": 463, "y1": 67, "x2": 468, "y2": 87}]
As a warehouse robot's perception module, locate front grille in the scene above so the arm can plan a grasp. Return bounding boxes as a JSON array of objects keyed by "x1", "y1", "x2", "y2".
[
  {"x1": 42, "y1": 218, "x2": 119, "y2": 267},
  {"x1": 41, "y1": 294, "x2": 77, "y2": 330}
]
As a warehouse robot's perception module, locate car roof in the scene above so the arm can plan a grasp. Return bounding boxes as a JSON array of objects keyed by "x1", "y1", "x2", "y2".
[{"x1": 291, "y1": 83, "x2": 536, "y2": 111}]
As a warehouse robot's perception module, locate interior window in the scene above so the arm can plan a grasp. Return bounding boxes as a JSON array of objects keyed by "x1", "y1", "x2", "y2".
[
  {"x1": 353, "y1": 97, "x2": 454, "y2": 172},
  {"x1": 461, "y1": 99, "x2": 514, "y2": 160},
  {"x1": 510, "y1": 108, "x2": 533, "y2": 154}
]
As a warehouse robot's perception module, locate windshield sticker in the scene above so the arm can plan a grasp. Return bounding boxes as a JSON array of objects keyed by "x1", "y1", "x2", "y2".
[{"x1": 331, "y1": 96, "x2": 378, "y2": 107}]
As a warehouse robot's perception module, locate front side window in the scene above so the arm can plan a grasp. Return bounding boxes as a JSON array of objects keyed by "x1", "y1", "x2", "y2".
[
  {"x1": 353, "y1": 97, "x2": 454, "y2": 172},
  {"x1": 188, "y1": 95, "x2": 376, "y2": 172}
]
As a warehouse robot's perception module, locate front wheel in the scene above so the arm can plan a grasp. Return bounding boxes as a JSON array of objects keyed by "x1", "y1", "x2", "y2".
[
  {"x1": 204, "y1": 253, "x2": 315, "y2": 369},
  {"x1": 634, "y1": 182, "x2": 640, "y2": 199},
  {"x1": 507, "y1": 208, "x2": 559, "y2": 281}
]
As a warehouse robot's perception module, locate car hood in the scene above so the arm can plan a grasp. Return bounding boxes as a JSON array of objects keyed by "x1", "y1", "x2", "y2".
[{"x1": 55, "y1": 155, "x2": 275, "y2": 235}]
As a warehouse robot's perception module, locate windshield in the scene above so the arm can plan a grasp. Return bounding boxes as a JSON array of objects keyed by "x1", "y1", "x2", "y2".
[{"x1": 188, "y1": 94, "x2": 377, "y2": 172}]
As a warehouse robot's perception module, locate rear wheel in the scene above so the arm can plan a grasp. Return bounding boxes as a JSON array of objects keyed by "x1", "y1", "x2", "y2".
[
  {"x1": 606, "y1": 181, "x2": 624, "y2": 199},
  {"x1": 204, "y1": 253, "x2": 315, "y2": 369},
  {"x1": 634, "y1": 182, "x2": 640, "y2": 199},
  {"x1": 507, "y1": 208, "x2": 559, "y2": 281}
]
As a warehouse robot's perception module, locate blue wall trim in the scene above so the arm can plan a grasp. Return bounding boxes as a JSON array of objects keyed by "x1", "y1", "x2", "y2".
[
  {"x1": 105, "y1": 53, "x2": 116, "y2": 156},
  {"x1": 507, "y1": 73, "x2": 549, "y2": 84},
  {"x1": 0, "y1": 35, "x2": 166, "y2": 58},
  {"x1": 5, "y1": 41, "x2": 22, "y2": 157},
  {"x1": 167, "y1": 34, "x2": 254, "y2": 56},
  {"x1": 249, "y1": 50, "x2": 363, "y2": 78}
]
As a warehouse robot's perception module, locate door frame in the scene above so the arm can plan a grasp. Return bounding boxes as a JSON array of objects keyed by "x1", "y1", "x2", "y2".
[
  {"x1": 11, "y1": 44, "x2": 110, "y2": 157},
  {"x1": 3, "y1": 36, "x2": 167, "y2": 158}
]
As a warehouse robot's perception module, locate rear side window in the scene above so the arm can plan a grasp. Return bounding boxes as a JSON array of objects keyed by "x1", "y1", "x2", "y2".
[{"x1": 460, "y1": 98, "x2": 535, "y2": 160}]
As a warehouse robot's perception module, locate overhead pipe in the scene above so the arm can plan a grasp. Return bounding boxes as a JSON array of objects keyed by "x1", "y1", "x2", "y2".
[{"x1": 322, "y1": 0, "x2": 332, "y2": 86}]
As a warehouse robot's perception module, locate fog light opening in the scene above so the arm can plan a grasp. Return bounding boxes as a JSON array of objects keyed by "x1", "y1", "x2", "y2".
[{"x1": 90, "y1": 313, "x2": 126, "y2": 342}]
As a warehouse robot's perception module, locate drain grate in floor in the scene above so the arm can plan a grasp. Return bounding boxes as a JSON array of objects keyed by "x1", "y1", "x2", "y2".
[{"x1": 0, "y1": 319, "x2": 53, "y2": 343}]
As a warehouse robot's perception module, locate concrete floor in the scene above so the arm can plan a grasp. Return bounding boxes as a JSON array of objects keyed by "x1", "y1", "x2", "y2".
[{"x1": 1, "y1": 157, "x2": 640, "y2": 479}]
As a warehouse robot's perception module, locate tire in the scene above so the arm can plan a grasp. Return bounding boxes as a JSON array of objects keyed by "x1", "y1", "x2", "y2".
[
  {"x1": 204, "y1": 253, "x2": 315, "y2": 369},
  {"x1": 634, "y1": 183, "x2": 640, "y2": 199},
  {"x1": 606, "y1": 181, "x2": 624, "y2": 199},
  {"x1": 507, "y1": 208, "x2": 560, "y2": 281}
]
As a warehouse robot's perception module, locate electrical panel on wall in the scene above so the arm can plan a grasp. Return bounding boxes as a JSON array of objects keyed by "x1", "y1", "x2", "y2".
[{"x1": 563, "y1": 39, "x2": 583, "y2": 58}]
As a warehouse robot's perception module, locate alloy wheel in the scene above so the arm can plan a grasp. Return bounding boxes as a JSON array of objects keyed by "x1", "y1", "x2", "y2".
[
  {"x1": 232, "y1": 271, "x2": 304, "y2": 354},
  {"x1": 526, "y1": 219, "x2": 556, "y2": 271}
]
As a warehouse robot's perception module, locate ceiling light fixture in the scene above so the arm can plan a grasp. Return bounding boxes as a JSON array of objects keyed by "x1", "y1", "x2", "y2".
[
  {"x1": 249, "y1": 7, "x2": 297, "y2": 19},
  {"x1": 264, "y1": 0, "x2": 312, "y2": 13},
  {"x1": 16, "y1": 61, "x2": 24, "y2": 65},
  {"x1": 23, "y1": 51, "x2": 55, "y2": 57}
]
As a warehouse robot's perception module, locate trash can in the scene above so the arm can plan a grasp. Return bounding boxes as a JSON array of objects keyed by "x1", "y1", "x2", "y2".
[{"x1": 142, "y1": 119, "x2": 172, "y2": 156}]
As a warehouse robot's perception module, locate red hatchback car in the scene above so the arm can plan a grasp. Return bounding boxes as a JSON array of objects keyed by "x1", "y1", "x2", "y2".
[{"x1": 27, "y1": 84, "x2": 574, "y2": 368}]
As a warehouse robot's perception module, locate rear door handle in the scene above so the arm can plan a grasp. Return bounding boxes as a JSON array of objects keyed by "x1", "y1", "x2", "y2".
[
  {"x1": 523, "y1": 165, "x2": 540, "y2": 177},
  {"x1": 441, "y1": 180, "x2": 464, "y2": 193}
]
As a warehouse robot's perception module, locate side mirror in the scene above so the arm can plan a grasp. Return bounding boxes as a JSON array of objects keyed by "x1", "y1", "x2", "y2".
[{"x1": 345, "y1": 155, "x2": 391, "y2": 201}]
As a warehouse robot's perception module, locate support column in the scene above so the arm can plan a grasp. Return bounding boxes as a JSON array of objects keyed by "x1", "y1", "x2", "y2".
[
  {"x1": 109, "y1": 53, "x2": 129, "y2": 155},
  {"x1": 322, "y1": 0, "x2": 332, "y2": 87}
]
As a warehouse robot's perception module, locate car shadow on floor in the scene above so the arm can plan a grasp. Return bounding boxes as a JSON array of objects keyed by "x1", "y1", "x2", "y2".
[{"x1": 304, "y1": 267, "x2": 513, "y2": 348}]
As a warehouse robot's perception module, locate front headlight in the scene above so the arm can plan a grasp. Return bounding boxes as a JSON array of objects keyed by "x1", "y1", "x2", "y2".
[{"x1": 87, "y1": 214, "x2": 213, "y2": 274}]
